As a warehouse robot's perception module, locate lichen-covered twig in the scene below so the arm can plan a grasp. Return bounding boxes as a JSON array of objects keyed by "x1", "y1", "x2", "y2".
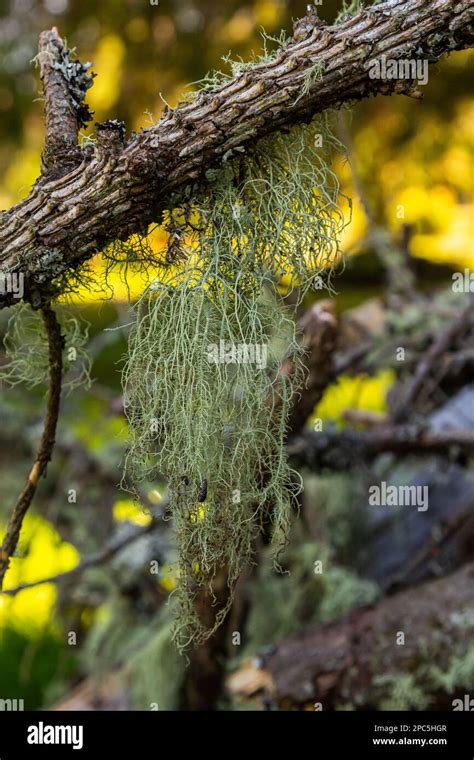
[
  {"x1": 0, "y1": 304, "x2": 64, "y2": 589},
  {"x1": 38, "y1": 27, "x2": 94, "y2": 175},
  {"x1": 122, "y1": 120, "x2": 346, "y2": 650}
]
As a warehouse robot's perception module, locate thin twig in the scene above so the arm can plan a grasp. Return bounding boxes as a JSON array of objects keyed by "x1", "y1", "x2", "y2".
[
  {"x1": 0, "y1": 304, "x2": 64, "y2": 589},
  {"x1": 0, "y1": 507, "x2": 165, "y2": 596},
  {"x1": 393, "y1": 297, "x2": 474, "y2": 423}
]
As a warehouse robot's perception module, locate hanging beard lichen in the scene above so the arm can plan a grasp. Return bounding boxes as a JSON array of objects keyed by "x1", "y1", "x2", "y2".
[
  {"x1": 0, "y1": 303, "x2": 91, "y2": 392},
  {"x1": 123, "y1": 117, "x2": 348, "y2": 650}
]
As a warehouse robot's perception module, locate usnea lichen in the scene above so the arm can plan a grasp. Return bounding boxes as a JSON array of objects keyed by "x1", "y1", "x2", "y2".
[
  {"x1": 0, "y1": 304, "x2": 91, "y2": 392},
  {"x1": 123, "y1": 117, "x2": 348, "y2": 649}
]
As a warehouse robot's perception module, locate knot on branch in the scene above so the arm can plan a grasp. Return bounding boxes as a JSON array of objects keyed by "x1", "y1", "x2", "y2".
[
  {"x1": 95, "y1": 119, "x2": 126, "y2": 158},
  {"x1": 293, "y1": 4, "x2": 327, "y2": 42}
]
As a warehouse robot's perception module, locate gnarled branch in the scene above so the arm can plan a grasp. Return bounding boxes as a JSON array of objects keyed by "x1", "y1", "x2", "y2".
[{"x1": 0, "y1": 0, "x2": 472, "y2": 308}]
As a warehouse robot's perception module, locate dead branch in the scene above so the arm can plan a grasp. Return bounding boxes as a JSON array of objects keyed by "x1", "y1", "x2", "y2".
[
  {"x1": 392, "y1": 297, "x2": 474, "y2": 422},
  {"x1": 288, "y1": 300, "x2": 338, "y2": 435},
  {"x1": 288, "y1": 426, "x2": 474, "y2": 471},
  {"x1": 38, "y1": 27, "x2": 94, "y2": 175},
  {"x1": 227, "y1": 562, "x2": 474, "y2": 709}
]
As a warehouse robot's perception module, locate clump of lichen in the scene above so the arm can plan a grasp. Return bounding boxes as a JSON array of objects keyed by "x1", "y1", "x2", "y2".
[
  {"x1": 123, "y1": 117, "x2": 348, "y2": 649},
  {"x1": 0, "y1": 304, "x2": 91, "y2": 392},
  {"x1": 336, "y1": 0, "x2": 364, "y2": 23},
  {"x1": 33, "y1": 39, "x2": 95, "y2": 128}
]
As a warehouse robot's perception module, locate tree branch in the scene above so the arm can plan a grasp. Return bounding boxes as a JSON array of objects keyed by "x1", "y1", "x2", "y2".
[
  {"x1": 0, "y1": 304, "x2": 64, "y2": 589},
  {"x1": 0, "y1": 0, "x2": 472, "y2": 308},
  {"x1": 0, "y1": 503, "x2": 166, "y2": 596},
  {"x1": 392, "y1": 297, "x2": 474, "y2": 422},
  {"x1": 287, "y1": 300, "x2": 338, "y2": 436},
  {"x1": 38, "y1": 27, "x2": 94, "y2": 176},
  {"x1": 288, "y1": 426, "x2": 474, "y2": 471},
  {"x1": 227, "y1": 562, "x2": 474, "y2": 709}
]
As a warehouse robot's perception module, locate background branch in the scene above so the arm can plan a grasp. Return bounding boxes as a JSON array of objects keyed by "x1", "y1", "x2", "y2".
[
  {"x1": 392, "y1": 297, "x2": 474, "y2": 422},
  {"x1": 288, "y1": 426, "x2": 474, "y2": 471},
  {"x1": 0, "y1": 500, "x2": 168, "y2": 596},
  {"x1": 227, "y1": 562, "x2": 474, "y2": 709}
]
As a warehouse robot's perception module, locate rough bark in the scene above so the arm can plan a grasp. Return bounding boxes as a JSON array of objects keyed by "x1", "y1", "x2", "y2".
[
  {"x1": 0, "y1": 0, "x2": 473, "y2": 308},
  {"x1": 38, "y1": 27, "x2": 93, "y2": 175},
  {"x1": 227, "y1": 562, "x2": 474, "y2": 709}
]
